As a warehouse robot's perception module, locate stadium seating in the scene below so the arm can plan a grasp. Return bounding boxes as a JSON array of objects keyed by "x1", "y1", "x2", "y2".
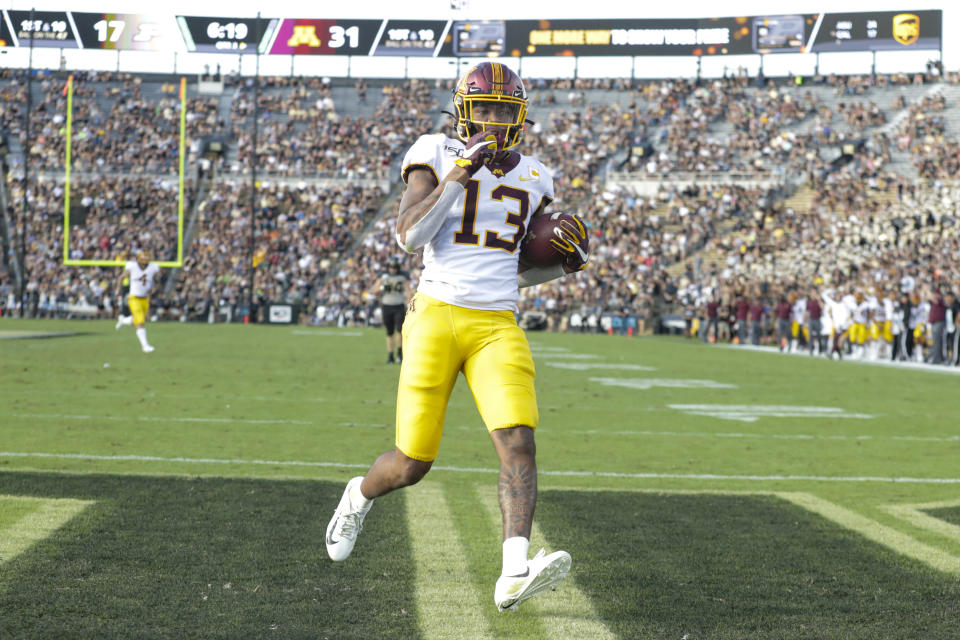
[{"x1": 1, "y1": 68, "x2": 958, "y2": 364}]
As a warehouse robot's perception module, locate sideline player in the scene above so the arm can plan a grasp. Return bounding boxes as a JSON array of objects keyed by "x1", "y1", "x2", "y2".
[
  {"x1": 380, "y1": 258, "x2": 409, "y2": 364},
  {"x1": 115, "y1": 250, "x2": 159, "y2": 353},
  {"x1": 324, "y1": 62, "x2": 588, "y2": 612}
]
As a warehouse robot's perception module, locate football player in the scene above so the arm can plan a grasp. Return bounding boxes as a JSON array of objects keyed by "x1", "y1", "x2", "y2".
[
  {"x1": 325, "y1": 62, "x2": 587, "y2": 612},
  {"x1": 115, "y1": 250, "x2": 159, "y2": 353},
  {"x1": 380, "y1": 257, "x2": 409, "y2": 364}
]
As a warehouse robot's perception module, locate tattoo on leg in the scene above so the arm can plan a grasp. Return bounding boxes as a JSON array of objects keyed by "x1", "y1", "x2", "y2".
[{"x1": 498, "y1": 458, "x2": 537, "y2": 539}]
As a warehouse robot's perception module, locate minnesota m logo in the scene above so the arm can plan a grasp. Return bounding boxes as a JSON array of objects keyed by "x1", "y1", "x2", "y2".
[{"x1": 288, "y1": 25, "x2": 322, "y2": 47}]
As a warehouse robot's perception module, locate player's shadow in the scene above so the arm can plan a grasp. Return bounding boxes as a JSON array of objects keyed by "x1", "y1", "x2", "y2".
[
  {"x1": 0, "y1": 472, "x2": 419, "y2": 640},
  {"x1": 537, "y1": 490, "x2": 960, "y2": 639}
]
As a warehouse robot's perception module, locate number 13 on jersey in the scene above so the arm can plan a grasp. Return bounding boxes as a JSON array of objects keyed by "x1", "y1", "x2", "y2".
[{"x1": 455, "y1": 179, "x2": 532, "y2": 253}]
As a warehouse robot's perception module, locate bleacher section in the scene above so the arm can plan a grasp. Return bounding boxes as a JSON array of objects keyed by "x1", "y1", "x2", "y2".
[{"x1": 1, "y1": 70, "x2": 958, "y2": 362}]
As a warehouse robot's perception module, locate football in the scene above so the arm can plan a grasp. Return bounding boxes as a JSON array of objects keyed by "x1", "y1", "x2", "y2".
[{"x1": 520, "y1": 212, "x2": 587, "y2": 267}]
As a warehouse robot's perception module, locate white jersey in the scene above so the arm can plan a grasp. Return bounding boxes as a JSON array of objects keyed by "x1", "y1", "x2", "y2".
[
  {"x1": 791, "y1": 299, "x2": 806, "y2": 324},
  {"x1": 853, "y1": 300, "x2": 871, "y2": 325},
  {"x1": 842, "y1": 294, "x2": 857, "y2": 320},
  {"x1": 910, "y1": 302, "x2": 928, "y2": 329},
  {"x1": 401, "y1": 133, "x2": 554, "y2": 311},
  {"x1": 826, "y1": 294, "x2": 851, "y2": 331},
  {"x1": 125, "y1": 261, "x2": 160, "y2": 297},
  {"x1": 879, "y1": 298, "x2": 894, "y2": 324}
]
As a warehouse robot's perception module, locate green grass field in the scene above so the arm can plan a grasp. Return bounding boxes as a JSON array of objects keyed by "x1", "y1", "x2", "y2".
[{"x1": 2, "y1": 318, "x2": 959, "y2": 639}]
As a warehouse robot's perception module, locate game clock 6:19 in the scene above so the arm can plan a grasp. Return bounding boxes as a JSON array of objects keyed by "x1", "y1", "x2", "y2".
[{"x1": 207, "y1": 21, "x2": 248, "y2": 41}]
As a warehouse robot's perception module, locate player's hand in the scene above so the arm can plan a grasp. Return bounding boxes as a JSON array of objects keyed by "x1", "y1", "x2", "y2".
[
  {"x1": 454, "y1": 130, "x2": 506, "y2": 176},
  {"x1": 549, "y1": 214, "x2": 590, "y2": 272}
]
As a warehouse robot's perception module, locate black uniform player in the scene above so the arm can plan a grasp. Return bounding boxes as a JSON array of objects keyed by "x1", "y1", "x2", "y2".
[{"x1": 381, "y1": 258, "x2": 410, "y2": 364}]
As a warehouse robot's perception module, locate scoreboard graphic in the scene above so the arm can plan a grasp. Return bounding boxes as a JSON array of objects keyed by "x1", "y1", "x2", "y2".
[{"x1": 0, "y1": 10, "x2": 942, "y2": 56}]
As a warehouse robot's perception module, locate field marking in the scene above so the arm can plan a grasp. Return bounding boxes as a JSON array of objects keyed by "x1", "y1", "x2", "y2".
[
  {"x1": 543, "y1": 363, "x2": 656, "y2": 371},
  {"x1": 668, "y1": 404, "x2": 874, "y2": 423},
  {"x1": 882, "y1": 500, "x2": 960, "y2": 545},
  {"x1": 10, "y1": 389, "x2": 328, "y2": 404},
  {"x1": 780, "y1": 492, "x2": 960, "y2": 574},
  {"x1": 406, "y1": 484, "x2": 494, "y2": 639},
  {"x1": 533, "y1": 487, "x2": 960, "y2": 576},
  {"x1": 12, "y1": 410, "x2": 950, "y2": 443},
  {"x1": 292, "y1": 330, "x2": 363, "y2": 337},
  {"x1": 0, "y1": 495, "x2": 95, "y2": 564},
  {"x1": 590, "y1": 377, "x2": 736, "y2": 390},
  {"x1": 4, "y1": 451, "x2": 960, "y2": 484},
  {"x1": 475, "y1": 488, "x2": 616, "y2": 638},
  {"x1": 535, "y1": 354, "x2": 601, "y2": 360},
  {"x1": 718, "y1": 343, "x2": 960, "y2": 376},
  {"x1": 9, "y1": 413, "x2": 316, "y2": 426},
  {"x1": 566, "y1": 428, "x2": 959, "y2": 443}
]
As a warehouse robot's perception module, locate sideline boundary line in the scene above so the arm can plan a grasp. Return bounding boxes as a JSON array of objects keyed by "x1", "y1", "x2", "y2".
[
  {"x1": 716, "y1": 343, "x2": 960, "y2": 376},
  {"x1": 10, "y1": 413, "x2": 958, "y2": 443},
  {"x1": 3, "y1": 451, "x2": 960, "y2": 484}
]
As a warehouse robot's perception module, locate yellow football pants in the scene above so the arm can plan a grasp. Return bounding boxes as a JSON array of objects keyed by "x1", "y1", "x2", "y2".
[{"x1": 396, "y1": 293, "x2": 538, "y2": 462}]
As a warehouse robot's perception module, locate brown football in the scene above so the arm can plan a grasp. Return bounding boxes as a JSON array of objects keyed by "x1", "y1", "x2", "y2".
[{"x1": 520, "y1": 212, "x2": 586, "y2": 267}]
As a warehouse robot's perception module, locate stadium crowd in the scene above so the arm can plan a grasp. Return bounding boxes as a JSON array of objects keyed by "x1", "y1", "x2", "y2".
[{"x1": 2, "y1": 68, "x2": 959, "y2": 366}]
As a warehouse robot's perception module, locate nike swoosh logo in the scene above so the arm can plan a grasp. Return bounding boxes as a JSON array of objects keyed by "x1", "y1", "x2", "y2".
[
  {"x1": 461, "y1": 137, "x2": 498, "y2": 157},
  {"x1": 553, "y1": 228, "x2": 588, "y2": 261}
]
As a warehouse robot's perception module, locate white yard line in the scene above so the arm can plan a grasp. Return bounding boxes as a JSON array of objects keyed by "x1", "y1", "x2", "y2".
[
  {"x1": 292, "y1": 330, "x2": 363, "y2": 337},
  {"x1": 3, "y1": 451, "x2": 960, "y2": 484},
  {"x1": 0, "y1": 495, "x2": 95, "y2": 564},
  {"x1": 781, "y1": 492, "x2": 960, "y2": 574},
  {"x1": 882, "y1": 500, "x2": 960, "y2": 545},
  {"x1": 475, "y1": 488, "x2": 617, "y2": 638},
  {"x1": 566, "y1": 428, "x2": 958, "y2": 443},
  {"x1": 406, "y1": 483, "x2": 494, "y2": 639},
  {"x1": 718, "y1": 343, "x2": 960, "y2": 376},
  {"x1": 9, "y1": 413, "x2": 316, "y2": 426},
  {"x1": 12, "y1": 389, "x2": 328, "y2": 403},
  {"x1": 13, "y1": 410, "x2": 957, "y2": 443}
]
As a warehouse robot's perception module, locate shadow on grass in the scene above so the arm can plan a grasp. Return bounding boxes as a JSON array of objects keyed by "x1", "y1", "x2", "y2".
[
  {"x1": 928, "y1": 506, "x2": 960, "y2": 528},
  {"x1": 537, "y1": 490, "x2": 960, "y2": 640},
  {"x1": 0, "y1": 472, "x2": 420, "y2": 640}
]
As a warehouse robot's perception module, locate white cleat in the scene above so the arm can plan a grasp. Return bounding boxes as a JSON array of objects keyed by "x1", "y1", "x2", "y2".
[
  {"x1": 326, "y1": 476, "x2": 371, "y2": 562},
  {"x1": 142, "y1": 345, "x2": 155, "y2": 353},
  {"x1": 494, "y1": 548, "x2": 571, "y2": 612},
  {"x1": 116, "y1": 317, "x2": 124, "y2": 330}
]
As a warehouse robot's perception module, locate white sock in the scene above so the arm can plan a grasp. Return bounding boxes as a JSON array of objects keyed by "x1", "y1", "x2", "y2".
[
  {"x1": 119, "y1": 315, "x2": 133, "y2": 326},
  {"x1": 349, "y1": 479, "x2": 372, "y2": 510},
  {"x1": 502, "y1": 536, "x2": 530, "y2": 577},
  {"x1": 136, "y1": 327, "x2": 150, "y2": 348}
]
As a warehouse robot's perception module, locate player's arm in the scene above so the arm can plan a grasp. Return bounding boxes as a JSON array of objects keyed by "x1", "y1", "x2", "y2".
[
  {"x1": 116, "y1": 269, "x2": 130, "y2": 302},
  {"x1": 396, "y1": 131, "x2": 504, "y2": 252}
]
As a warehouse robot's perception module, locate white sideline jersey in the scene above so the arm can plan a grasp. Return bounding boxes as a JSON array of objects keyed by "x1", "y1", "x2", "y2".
[
  {"x1": 126, "y1": 261, "x2": 160, "y2": 298},
  {"x1": 401, "y1": 133, "x2": 554, "y2": 311},
  {"x1": 791, "y1": 299, "x2": 806, "y2": 324},
  {"x1": 825, "y1": 293, "x2": 851, "y2": 331}
]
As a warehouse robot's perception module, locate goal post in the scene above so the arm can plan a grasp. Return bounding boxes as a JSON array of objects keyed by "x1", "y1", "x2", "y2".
[{"x1": 61, "y1": 75, "x2": 186, "y2": 268}]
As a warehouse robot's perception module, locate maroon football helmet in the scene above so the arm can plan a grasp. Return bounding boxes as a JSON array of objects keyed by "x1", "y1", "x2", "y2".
[{"x1": 453, "y1": 62, "x2": 527, "y2": 150}]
